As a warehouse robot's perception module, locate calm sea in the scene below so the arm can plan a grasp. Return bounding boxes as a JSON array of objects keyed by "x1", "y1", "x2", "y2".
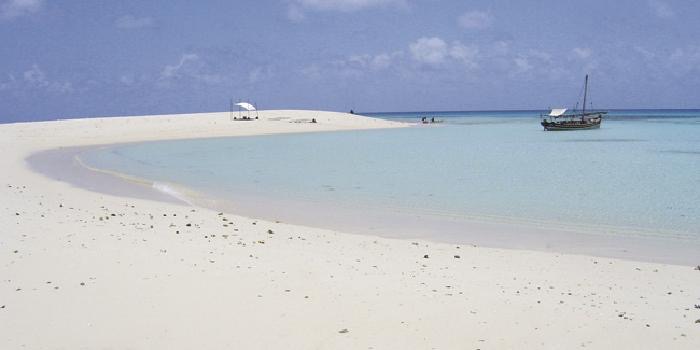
[{"x1": 80, "y1": 110, "x2": 700, "y2": 243}]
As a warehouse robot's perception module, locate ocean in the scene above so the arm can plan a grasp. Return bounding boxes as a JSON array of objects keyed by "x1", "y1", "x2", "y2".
[{"x1": 78, "y1": 110, "x2": 700, "y2": 253}]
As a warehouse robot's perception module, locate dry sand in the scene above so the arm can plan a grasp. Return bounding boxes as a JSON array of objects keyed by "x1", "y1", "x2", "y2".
[{"x1": 1, "y1": 110, "x2": 699, "y2": 349}]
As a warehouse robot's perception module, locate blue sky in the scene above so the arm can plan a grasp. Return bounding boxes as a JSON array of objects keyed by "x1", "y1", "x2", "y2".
[{"x1": 1, "y1": 0, "x2": 699, "y2": 122}]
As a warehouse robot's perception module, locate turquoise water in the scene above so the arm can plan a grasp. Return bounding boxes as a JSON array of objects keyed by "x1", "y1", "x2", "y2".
[{"x1": 80, "y1": 110, "x2": 700, "y2": 239}]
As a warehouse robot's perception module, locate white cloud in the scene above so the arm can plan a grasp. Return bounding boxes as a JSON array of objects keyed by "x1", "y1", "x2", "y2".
[
  {"x1": 293, "y1": 0, "x2": 403, "y2": 12},
  {"x1": 115, "y1": 14, "x2": 154, "y2": 29},
  {"x1": 158, "y1": 53, "x2": 225, "y2": 87},
  {"x1": 286, "y1": 4, "x2": 305, "y2": 22},
  {"x1": 409, "y1": 37, "x2": 478, "y2": 68},
  {"x1": 299, "y1": 50, "x2": 402, "y2": 80},
  {"x1": 409, "y1": 37, "x2": 448, "y2": 65},
  {"x1": 345, "y1": 52, "x2": 400, "y2": 70},
  {"x1": 119, "y1": 74, "x2": 136, "y2": 86},
  {"x1": 287, "y1": 0, "x2": 405, "y2": 21},
  {"x1": 633, "y1": 46, "x2": 656, "y2": 60},
  {"x1": 669, "y1": 46, "x2": 700, "y2": 73},
  {"x1": 370, "y1": 53, "x2": 393, "y2": 70},
  {"x1": 300, "y1": 64, "x2": 323, "y2": 80},
  {"x1": 12, "y1": 64, "x2": 74, "y2": 93},
  {"x1": 248, "y1": 66, "x2": 274, "y2": 83},
  {"x1": 0, "y1": 74, "x2": 17, "y2": 90},
  {"x1": 457, "y1": 10, "x2": 492, "y2": 29},
  {"x1": 513, "y1": 57, "x2": 533, "y2": 74},
  {"x1": 23, "y1": 64, "x2": 48, "y2": 87},
  {"x1": 572, "y1": 47, "x2": 592, "y2": 59},
  {"x1": 648, "y1": 0, "x2": 674, "y2": 19},
  {"x1": 0, "y1": 0, "x2": 43, "y2": 20},
  {"x1": 449, "y1": 42, "x2": 479, "y2": 69},
  {"x1": 161, "y1": 54, "x2": 200, "y2": 80}
]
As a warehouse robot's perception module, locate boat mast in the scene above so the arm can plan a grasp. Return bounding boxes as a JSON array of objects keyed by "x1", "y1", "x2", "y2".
[{"x1": 582, "y1": 74, "x2": 588, "y2": 116}]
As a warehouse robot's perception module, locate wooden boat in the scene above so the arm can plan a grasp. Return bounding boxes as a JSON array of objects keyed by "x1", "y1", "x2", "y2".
[{"x1": 540, "y1": 75, "x2": 607, "y2": 131}]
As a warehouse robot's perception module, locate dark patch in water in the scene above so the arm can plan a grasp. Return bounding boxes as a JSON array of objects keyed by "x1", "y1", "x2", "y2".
[{"x1": 562, "y1": 139, "x2": 645, "y2": 143}]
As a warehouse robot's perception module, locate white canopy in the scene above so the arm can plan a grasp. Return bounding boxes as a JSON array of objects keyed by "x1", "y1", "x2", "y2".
[
  {"x1": 548, "y1": 108, "x2": 567, "y2": 117},
  {"x1": 235, "y1": 102, "x2": 256, "y2": 111}
]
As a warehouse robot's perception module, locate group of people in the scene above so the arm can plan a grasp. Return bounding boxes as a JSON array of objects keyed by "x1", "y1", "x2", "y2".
[{"x1": 420, "y1": 116, "x2": 438, "y2": 124}]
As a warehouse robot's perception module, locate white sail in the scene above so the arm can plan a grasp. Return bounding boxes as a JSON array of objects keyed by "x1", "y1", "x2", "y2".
[{"x1": 548, "y1": 108, "x2": 567, "y2": 117}]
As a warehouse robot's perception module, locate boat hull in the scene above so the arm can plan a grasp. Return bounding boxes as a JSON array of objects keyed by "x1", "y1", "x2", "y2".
[{"x1": 541, "y1": 122, "x2": 601, "y2": 131}]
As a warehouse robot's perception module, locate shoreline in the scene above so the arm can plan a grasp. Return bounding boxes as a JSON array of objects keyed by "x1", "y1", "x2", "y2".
[
  {"x1": 28, "y1": 141, "x2": 700, "y2": 266},
  {"x1": 2, "y1": 110, "x2": 699, "y2": 349}
]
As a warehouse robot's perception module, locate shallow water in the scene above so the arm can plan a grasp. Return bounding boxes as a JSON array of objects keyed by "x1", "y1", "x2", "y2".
[{"x1": 80, "y1": 111, "x2": 700, "y2": 241}]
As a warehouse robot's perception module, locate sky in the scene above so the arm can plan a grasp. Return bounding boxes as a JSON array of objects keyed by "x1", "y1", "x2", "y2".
[{"x1": 1, "y1": 0, "x2": 700, "y2": 122}]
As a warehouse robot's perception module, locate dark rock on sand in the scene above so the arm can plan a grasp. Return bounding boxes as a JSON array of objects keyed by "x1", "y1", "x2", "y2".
[
  {"x1": 423, "y1": 254, "x2": 429, "y2": 259},
  {"x1": 338, "y1": 328, "x2": 349, "y2": 334}
]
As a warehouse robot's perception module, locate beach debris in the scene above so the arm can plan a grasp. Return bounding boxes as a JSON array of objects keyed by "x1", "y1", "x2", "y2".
[
  {"x1": 80, "y1": 282, "x2": 85, "y2": 286},
  {"x1": 695, "y1": 319, "x2": 700, "y2": 324},
  {"x1": 454, "y1": 255, "x2": 461, "y2": 259},
  {"x1": 423, "y1": 254, "x2": 429, "y2": 259},
  {"x1": 1, "y1": 305, "x2": 5, "y2": 309},
  {"x1": 694, "y1": 265, "x2": 700, "y2": 271},
  {"x1": 267, "y1": 229, "x2": 274, "y2": 235},
  {"x1": 338, "y1": 328, "x2": 349, "y2": 334},
  {"x1": 13, "y1": 250, "x2": 18, "y2": 254},
  {"x1": 694, "y1": 304, "x2": 700, "y2": 309},
  {"x1": 185, "y1": 223, "x2": 191, "y2": 227}
]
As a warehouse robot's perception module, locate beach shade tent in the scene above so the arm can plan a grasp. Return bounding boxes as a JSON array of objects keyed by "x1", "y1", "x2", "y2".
[
  {"x1": 231, "y1": 101, "x2": 259, "y2": 120},
  {"x1": 236, "y1": 102, "x2": 256, "y2": 111}
]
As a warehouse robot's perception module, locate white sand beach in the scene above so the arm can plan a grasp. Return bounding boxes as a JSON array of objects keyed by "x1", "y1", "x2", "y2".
[{"x1": 1, "y1": 110, "x2": 699, "y2": 349}]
